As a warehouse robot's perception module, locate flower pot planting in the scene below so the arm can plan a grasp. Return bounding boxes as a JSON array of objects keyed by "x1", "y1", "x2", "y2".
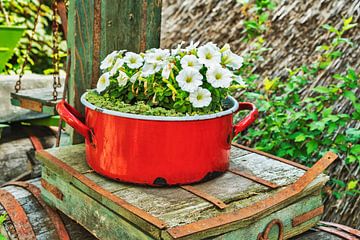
[
  {"x1": 57, "y1": 42, "x2": 258, "y2": 186},
  {"x1": 88, "y1": 42, "x2": 246, "y2": 116}
]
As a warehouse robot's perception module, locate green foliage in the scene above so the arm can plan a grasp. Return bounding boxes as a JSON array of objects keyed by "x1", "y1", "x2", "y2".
[
  {"x1": 0, "y1": 213, "x2": 7, "y2": 239},
  {"x1": 0, "y1": 0, "x2": 66, "y2": 74},
  {"x1": 238, "y1": 17, "x2": 359, "y2": 197},
  {"x1": 237, "y1": 0, "x2": 275, "y2": 41}
]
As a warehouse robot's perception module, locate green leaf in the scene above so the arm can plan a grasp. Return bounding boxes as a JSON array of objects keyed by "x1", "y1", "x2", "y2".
[
  {"x1": 309, "y1": 121, "x2": 325, "y2": 131},
  {"x1": 345, "y1": 155, "x2": 356, "y2": 164},
  {"x1": 313, "y1": 86, "x2": 330, "y2": 94},
  {"x1": 332, "y1": 179, "x2": 346, "y2": 188},
  {"x1": 343, "y1": 90, "x2": 357, "y2": 103},
  {"x1": 343, "y1": 16, "x2": 353, "y2": 26},
  {"x1": 347, "y1": 180, "x2": 358, "y2": 190},
  {"x1": 294, "y1": 134, "x2": 306, "y2": 142},
  {"x1": 306, "y1": 140, "x2": 318, "y2": 155},
  {"x1": 350, "y1": 144, "x2": 360, "y2": 155}
]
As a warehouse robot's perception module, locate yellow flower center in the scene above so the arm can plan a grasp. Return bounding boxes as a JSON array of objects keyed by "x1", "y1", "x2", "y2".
[
  {"x1": 100, "y1": 77, "x2": 106, "y2": 83},
  {"x1": 205, "y1": 52, "x2": 212, "y2": 60},
  {"x1": 197, "y1": 94, "x2": 203, "y2": 101},
  {"x1": 185, "y1": 76, "x2": 193, "y2": 83},
  {"x1": 188, "y1": 61, "x2": 194, "y2": 67},
  {"x1": 130, "y1": 58, "x2": 136, "y2": 64},
  {"x1": 215, "y1": 73, "x2": 222, "y2": 80}
]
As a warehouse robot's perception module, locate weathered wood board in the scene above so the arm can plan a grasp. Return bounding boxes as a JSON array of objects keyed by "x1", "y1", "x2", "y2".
[
  {"x1": 37, "y1": 144, "x2": 330, "y2": 240},
  {"x1": 10, "y1": 87, "x2": 63, "y2": 115}
]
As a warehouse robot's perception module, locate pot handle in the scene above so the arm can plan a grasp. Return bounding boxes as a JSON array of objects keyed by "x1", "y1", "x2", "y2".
[
  {"x1": 233, "y1": 102, "x2": 258, "y2": 136},
  {"x1": 56, "y1": 100, "x2": 92, "y2": 141}
]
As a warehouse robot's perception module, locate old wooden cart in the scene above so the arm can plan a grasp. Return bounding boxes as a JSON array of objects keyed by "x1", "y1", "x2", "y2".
[{"x1": 35, "y1": 143, "x2": 338, "y2": 239}]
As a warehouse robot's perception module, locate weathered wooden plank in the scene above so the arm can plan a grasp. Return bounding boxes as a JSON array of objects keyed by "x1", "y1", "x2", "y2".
[
  {"x1": 67, "y1": 0, "x2": 162, "y2": 144},
  {"x1": 41, "y1": 168, "x2": 154, "y2": 240}
]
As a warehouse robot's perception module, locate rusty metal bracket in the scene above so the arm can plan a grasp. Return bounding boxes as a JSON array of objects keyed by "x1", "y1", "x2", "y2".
[
  {"x1": 257, "y1": 219, "x2": 284, "y2": 240},
  {"x1": 0, "y1": 189, "x2": 36, "y2": 240},
  {"x1": 23, "y1": 127, "x2": 44, "y2": 151},
  {"x1": 180, "y1": 185, "x2": 228, "y2": 209},
  {"x1": 319, "y1": 221, "x2": 360, "y2": 238},
  {"x1": 292, "y1": 206, "x2": 324, "y2": 227},
  {"x1": 41, "y1": 178, "x2": 64, "y2": 201},
  {"x1": 3, "y1": 181, "x2": 70, "y2": 240},
  {"x1": 167, "y1": 151, "x2": 338, "y2": 239},
  {"x1": 232, "y1": 143, "x2": 309, "y2": 171},
  {"x1": 315, "y1": 226, "x2": 358, "y2": 240},
  {"x1": 229, "y1": 169, "x2": 279, "y2": 189}
]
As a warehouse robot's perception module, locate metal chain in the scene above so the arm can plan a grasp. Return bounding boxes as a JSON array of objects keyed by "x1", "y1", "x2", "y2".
[
  {"x1": 14, "y1": 1, "x2": 42, "y2": 93},
  {"x1": 52, "y1": 0, "x2": 61, "y2": 101}
]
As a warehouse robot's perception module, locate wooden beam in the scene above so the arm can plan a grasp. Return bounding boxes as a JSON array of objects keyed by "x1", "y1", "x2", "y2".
[{"x1": 67, "y1": 0, "x2": 162, "y2": 144}]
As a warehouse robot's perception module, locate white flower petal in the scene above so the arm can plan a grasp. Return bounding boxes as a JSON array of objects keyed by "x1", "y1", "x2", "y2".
[
  {"x1": 189, "y1": 87, "x2": 212, "y2": 108},
  {"x1": 96, "y1": 72, "x2": 110, "y2": 93},
  {"x1": 180, "y1": 55, "x2": 203, "y2": 70},
  {"x1": 197, "y1": 43, "x2": 221, "y2": 68},
  {"x1": 117, "y1": 71, "x2": 129, "y2": 87},
  {"x1": 130, "y1": 72, "x2": 140, "y2": 83},
  {"x1": 206, "y1": 66, "x2": 233, "y2": 88},
  {"x1": 175, "y1": 68, "x2": 203, "y2": 92},
  {"x1": 100, "y1": 51, "x2": 118, "y2": 70},
  {"x1": 222, "y1": 50, "x2": 243, "y2": 70},
  {"x1": 185, "y1": 40, "x2": 200, "y2": 52},
  {"x1": 124, "y1": 52, "x2": 144, "y2": 69},
  {"x1": 109, "y1": 58, "x2": 125, "y2": 76},
  {"x1": 162, "y1": 62, "x2": 174, "y2": 79}
]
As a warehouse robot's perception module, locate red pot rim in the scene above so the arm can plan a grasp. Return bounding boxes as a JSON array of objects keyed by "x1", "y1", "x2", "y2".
[{"x1": 81, "y1": 91, "x2": 239, "y2": 122}]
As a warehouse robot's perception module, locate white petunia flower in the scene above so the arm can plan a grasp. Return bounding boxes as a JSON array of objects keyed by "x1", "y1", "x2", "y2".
[
  {"x1": 100, "y1": 51, "x2": 118, "y2": 70},
  {"x1": 130, "y1": 71, "x2": 140, "y2": 83},
  {"x1": 171, "y1": 41, "x2": 185, "y2": 56},
  {"x1": 141, "y1": 62, "x2": 162, "y2": 77},
  {"x1": 222, "y1": 50, "x2": 243, "y2": 70},
  {"x1": 233, "y1": 75, "x2": 247, "y2": 86},
  {"x1": 180, "y1": 55, "x2": 203, "y2": 70},
  {"x1": 189, "y1": 87, "x2": 212, "y2": 108},
  {"x1": 124, "y1": 52, "x2": 144, "y2": 69},
  {"x1": 206, "y1": 66, "x2": 233, "y2": 88},
  {"x1": 117, "y1": 71, "x2": 129, "y2": 87},
  {"x1": 162, "y1": 62, "x2": 174, "y2": 79},
  {"x1": 109, "y1": 58, "x2": 125, "y2": 76},
  {"x1": 144, "y1": 49, "x2": 170, "y2": 64},
  {"x1": 96, "y1": 72, "x2": 110, "y2": 93},
  {"x1": 185, "y1": 41, "x2": 200, "y2": 52},
  {"x1": 197, "y1": 43, "x2": 221, "y2": 67},
  {"x1": 176, "y1": 68, "x2": 203, "y2": 92}
]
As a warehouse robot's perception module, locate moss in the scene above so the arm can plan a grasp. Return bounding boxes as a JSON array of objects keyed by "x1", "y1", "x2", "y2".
[{"x1": 86, "y1": 91, "x2": 186, "y2": 116}]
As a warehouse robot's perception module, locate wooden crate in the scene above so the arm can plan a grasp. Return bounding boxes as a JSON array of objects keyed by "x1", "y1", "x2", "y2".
[{"x1": 36, "y1": 144, "x2": 335, "y2": 240}]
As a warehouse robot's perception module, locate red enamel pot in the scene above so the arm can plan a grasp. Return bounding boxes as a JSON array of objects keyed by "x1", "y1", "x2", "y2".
[{"x1": 57, "y1": 92, "x2": 258, "y2": 186}]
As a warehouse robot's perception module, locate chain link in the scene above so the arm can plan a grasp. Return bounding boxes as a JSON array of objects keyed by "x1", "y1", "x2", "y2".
[
  {"x1": 52, "y1": 0, "x2": 60, "y2": 101},
  {"x1": 15, "y1": 1, "x2": 42, "y2": 93}
]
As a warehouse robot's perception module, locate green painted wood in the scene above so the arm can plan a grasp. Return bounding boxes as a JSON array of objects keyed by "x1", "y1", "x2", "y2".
[
  {"x1": 38, "y1": 144, "x2": 329, "y2": 239},
  {"x1": 10, "y1": 88, "x2": 62, "y2": 115},
  {"x1": 67, "y1": 0, "x2": 162, "y2": 144},
  {"x1": 41, "y1": 168, "x2": 154, "y2": 240},
  {"x1": 24, "y1": 116, "x2": 65, "y2": 127}
]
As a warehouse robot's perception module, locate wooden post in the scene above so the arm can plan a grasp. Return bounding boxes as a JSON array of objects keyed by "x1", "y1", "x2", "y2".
[{"x1": 67, "y1": 0, "x2": 162, "y2": 143}]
